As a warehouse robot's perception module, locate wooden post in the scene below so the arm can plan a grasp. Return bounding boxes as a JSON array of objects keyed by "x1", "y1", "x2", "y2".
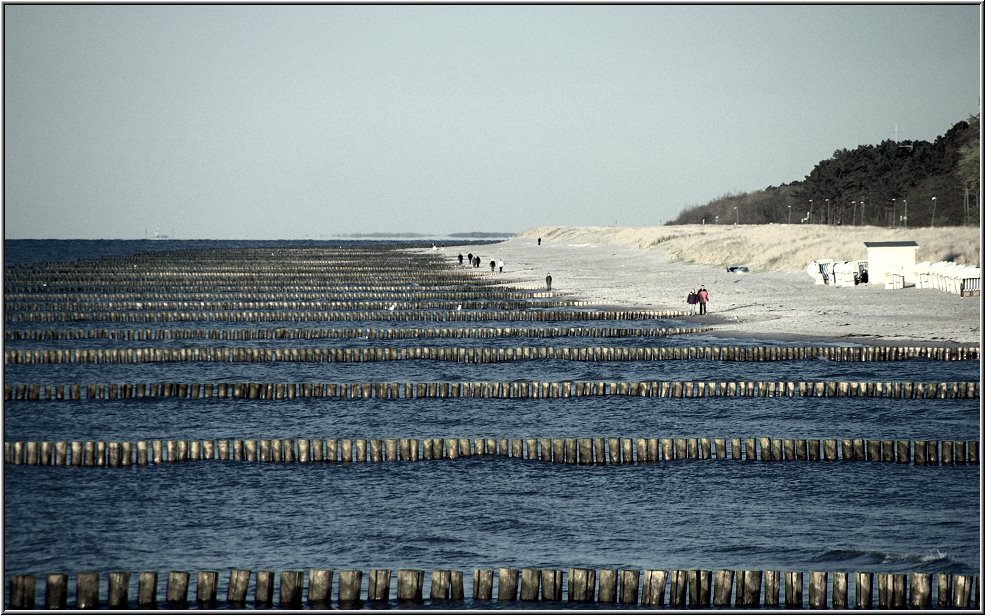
[
  {"x1": 308, "y1": 569, "x2": 333, "y2": 606},
  {"x1": 541, "y1": 569, "x2": 563, "y2": 601},
  {"x1": 108, "y1": 571, "x2": 130, "y2": 608},
  {"x1": 831, "y1": 571, "x2": 848, "y2": 609},
  {"x1": 137, "y1": 572, "x2": 157, "y2": 608},
  {"x1": 737, "y1": 570, "x2": 761, "y2": 607},
  {"x1": 520, "y1": 568, "x2": 540, "y2": 600},
  {"x1": 808, "y1": 571, "x2": 827, "y2": 608},
  {"x1": 255, "y1": 571, "x2": 275, "y2": 607},
  {"x1": 712, "y1": 569, "x2": 733, "y2": 607},
  {"x1": 908, "y1": 572, "x2": 932, "y2": 608},
  {"x1": 669, "y1": 570, "x2": 687, "y2": 607},
  {"x1": 10, "y1": 575, "x2": 36, "y2": 609},
  {"x1": 619, "y1": 569, "x2": 639, "y2": 604},
  {"x1": 196, "y1": 571, "x2": 218, "y2": 608},
  {"x1": 855, "y1": 571, "x2": 873, "y2": 609},
  {"x1": 472, "y1": 569, "x2": 493, "y2": 601},
  {"x1": 953, "y1": 574, "x2": 972, "y2": 608},
  {"x1": 166, "y1": 571, "x2": 189, "y2": 608},
  {"x1": 498, "y1": 568, "x2": 519, "y2": 601},
  {"x1": 279, "y1": 571, "x2": 304, "y2": 608},
  {"x1": 641, "y1": 569, "x2": 667, "y2": 606},
  {"x1": 763, "y1": 570, "x2": 779, "y2": 607},
  {"x1": 76, "y1": 572, "x2": 101, "y2": 609},
  {"x1": 367, "y1": 569, "x2": 391, "y2": 601},
  {"x1": 338, "y1": 569, "x2": 362, "y2": 603},
  {"x1": 227, "y1": 569, "x2": 251, "y2": 605},
  {"x1": 430, "y1": 570, "x2": 451, "y2": 600},
  {"x1": 689, "y1": 569, "x2": 710, "y2": 607},
  {"x1": 568, "y1": 568, "x2": 596, "y2": 602},
  {"x1": 45, "y1": 573, "x2": 68, "y2": 609},
  {"x1": 784, "y1": 571, "x2": 803, "y2": 607},
  {"x1": 937, "y1": 572, "x2": 952, "y2": 607}
]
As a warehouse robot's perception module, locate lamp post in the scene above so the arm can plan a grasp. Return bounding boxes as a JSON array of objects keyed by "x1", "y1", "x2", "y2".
[
  {"x1": 892, "y1": 198, "x2": 896, "y2": 228},
  {"x1": 903, "y1": 199, "x2": 908, "y2": 228},
  {"x1": 931, "y1": 196, "x2": 937, "y2": 227},
  {"x1": 787, "y1": 205, "x2": 792, "y2": 224},
  {"x1": 860, "y1": 201, "x2": 865, "y2": 226},
  {"x1": 808, "y1": 199, "x2": 813, "y2": 223},
  {"x1": 852, "y1": 201, "x2": 857, "y2": 226},
  {"x1": 734, "y1": 206, "x2": 738, "y2": 225},
  {"x1": 715, "y1": 215, "x2": 719, "y2": 225},
  {"x1": 825, "y1": 199, "x2": 830, "y2": 225}
]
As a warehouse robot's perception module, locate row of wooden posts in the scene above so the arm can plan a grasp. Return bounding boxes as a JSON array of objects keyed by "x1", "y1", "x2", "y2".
[
  {"x1": 5, "y1": 435, "x2": 979, "y2": 467},
  {"x1": 4, "y1": 299, "x2": 588, "y2": 312},
  {"x1": 4, "y1": 288, "x2": 558, "y2": 302},
  {"x1": 8, "y1": 567, "x2": 980, "y2": 609},
  {"x1": 5, "y1": 380, "x2": 979, "y2": 401},
  {"x1": 5, "y1": 308, "x2": 684, "y2": 323},
  {"x1": 2, "y1": 325, "x2": 707, "y2": 341},
  {"x1": 6, "y1": 344, "x2": 979, "y2": 365}
]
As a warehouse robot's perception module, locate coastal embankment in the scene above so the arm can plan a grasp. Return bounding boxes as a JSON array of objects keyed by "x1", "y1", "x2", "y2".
[{"x1": 441, "y1": 225, "x2": 981, "y2": 345}]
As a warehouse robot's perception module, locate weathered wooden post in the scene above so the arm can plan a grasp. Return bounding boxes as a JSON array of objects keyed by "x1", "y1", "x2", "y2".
[
  {"x1": 641, "y1": 569, "x2": 667, "y2": 606},
  {"x1": 45, "y1": 573, "x2": 68, "y2": 609},
  {"x1": 76, "y1": 572, "x2": 101, "y2": 609},
  {"x1": 953, "y1": 574, "x2": 973, "y2": 608},
  {"x1": 307, "y1": 569, "x2": 332, "y2": 606},
  {"x1": 196, "y1": 571, "x2": 218, "y2": 608},
  {"x1": 669, "y1": 570, "x2": 687, "y2": 607},
  {"x1": 367, "y1": 569, "x2": 391, "y2": 601},
  {"x1": 763, "y1": 570, "x2": 780, "y2": 607},
  {"x1": 520, "y1": 568, "x2": 540, "y2": 600},
  {"x1": 712, "y1": 569, "x2": 733, "y2": 607},
  {"x1": 937, "y1": 572, "x2": 952, "y2": 607},
  {"x1": 908, "y1": 572, "x2": 932, "y2": 608},
  {"x1": 541, "y1": 569, "x2": 563, "y2": 601},
  {"x1": 107, "y1": 571, "x2": 130, "y2": 608},
  {"x1": 430, "y1": 570, "x2": 452, "y2": 600},
  {"x1": 472, "y1": 569, "x2": 493, "y2": 601},
  {"x1": 785, "y1": 571, "x2": 804, "y2": 607},
  {"x1": 568, "y1": 568, "x2": 595, "y2": 602},
  {"x1": 808, "y1": 571, "x2": 827, "y2": 608},
  {"x1": 10, "y1": 575, "x2": 36, "y2": 609},
  {"x1": 137, "y1": 571, "x2": 158, "y2": 608},
  {"x1": 165, "y1": 571, "x2": 190, "y2": 608},
  {"x1": 855, "y1": 571, "x2": 873, "y2": 609},
  {"x1": 831, "y1": 571, "x2": 848, "y2": 608},
  {"x1": 255, "y1": 571, "x2": 275, "y2": 607},
  {"x1": 598, "y1": 569, "x2": 617, "y2": 603},
  {"x1": 280, "y1": 571, "x2": 304, "y2": 608},
  {"x1": 227, "y1": 569, "x2": 251, "y2": 605},
  {"x1": 498, "y1": 568, "x2": 519, "y2": 601},
  {"x1": 736, "y1": 570, "x2": 761, "y2": 607},
  {"x1": 338, "y1": 569, "x2": 362, "y2": 604},
  {"x1": 619, "y1": 569, "x2": 639, "y2": 605}
]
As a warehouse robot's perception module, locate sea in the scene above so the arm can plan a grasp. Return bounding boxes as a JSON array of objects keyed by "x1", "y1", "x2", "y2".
[{"x1": 2, "y1": 239, "x2": 980, "y2": 609}]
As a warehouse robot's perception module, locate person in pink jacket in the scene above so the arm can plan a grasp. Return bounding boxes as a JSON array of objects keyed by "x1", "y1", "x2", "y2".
[{"x1": 697, "y1": 286, "x2": 709, "y2": 314}]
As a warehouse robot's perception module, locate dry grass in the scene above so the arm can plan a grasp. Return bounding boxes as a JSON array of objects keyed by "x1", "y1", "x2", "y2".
[{"x1": 521, "y1": 225, "x2": 980, "y2": 273}]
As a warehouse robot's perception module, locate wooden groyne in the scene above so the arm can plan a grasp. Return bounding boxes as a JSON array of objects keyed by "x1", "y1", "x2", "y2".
[
  {"x1": 4, "y1": 325, "x2": 709, "y2": 342},
  {"x1": 7, "y1": 567, "x2": 979, "y2": 609},
  {"x1": 4, "y1": 435, "x2": 978, "y2": 467},
  {"x1": 5, "y1": 380, "x2": 978, "y2": 401},
  {"x1": 4, "y1": 308, "x2": 685, "y2": 323},
  {"x1": 5, "y1": 344, "x2": 979, "y2": 364}
]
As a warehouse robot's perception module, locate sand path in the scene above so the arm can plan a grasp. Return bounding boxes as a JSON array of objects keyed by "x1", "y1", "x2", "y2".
[{"x1": 435, "y1": 235, "x2": 980, "y2": 346}]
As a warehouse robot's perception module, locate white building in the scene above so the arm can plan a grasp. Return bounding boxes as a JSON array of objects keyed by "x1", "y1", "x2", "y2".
[{"x1": 864, "y1": 241, "x2": 919, "y2": 288}]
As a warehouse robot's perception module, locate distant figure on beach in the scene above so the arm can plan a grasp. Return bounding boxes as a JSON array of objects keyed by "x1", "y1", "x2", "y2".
[
  {"x1": 490, "y1": 259, "x2": 496, "y2": 272},
  {"x1": 686, "y1": 289, "x2": 698, "y2": 315},
  {"x1": 467, "y1": 252, "x2": 473, "y2": 266},
  {"x1": 474, "y1": 256, "x2": 481, "y2": 269},
  {"x1": 498, "y1": 260, "x2": 504, "y2": 273},
  {"x1": 538, "y1": 238, "x2": 542, "y2": 245},
  {"x1": 458, "y1": 253, "x2": 464, "y2": 265},
  {"x1": 546, "y1": 273, "x2": 552, "y2": 291},
  {"x1": 697, "y1": 285, "x2": 709, "y2": 314}
]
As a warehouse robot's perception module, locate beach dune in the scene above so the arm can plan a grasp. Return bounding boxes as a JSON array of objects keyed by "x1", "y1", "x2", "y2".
[{"x1": 441, "y1": 225, "x2": 981, "y2": 346}]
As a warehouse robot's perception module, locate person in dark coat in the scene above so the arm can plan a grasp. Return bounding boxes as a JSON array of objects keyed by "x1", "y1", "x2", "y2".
[
  {"x1": 490, "y1": 260, "x2": 496, "y2": 272},
  {"x1": 546, "y1": 273, "x2": 552, "y2": 291},
  {"x1": 458, "y1": 253, "x2": 464, "y2": 265},
  {"x1": 467, "y1": 253, "x2": 473, "y2": 267},
  {"x1": 697, "y1": 286, "x2": 709, "y2": 314},
  {"x1": 686, "y1": 289, "x2": 698, "y2": 315},
  {"x1": 474, "y1": 256, "x2": 481, "y2": 269}
]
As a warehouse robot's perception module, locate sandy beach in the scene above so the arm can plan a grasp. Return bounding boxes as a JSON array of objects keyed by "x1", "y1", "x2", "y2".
[{"x1": 436, "y1": 226, "x2": 981, "y2": 346}]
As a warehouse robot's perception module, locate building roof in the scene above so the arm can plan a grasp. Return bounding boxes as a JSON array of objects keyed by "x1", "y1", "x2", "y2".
[{"x1": 864, "y1": 241, "x2": 919, "y2": 248}]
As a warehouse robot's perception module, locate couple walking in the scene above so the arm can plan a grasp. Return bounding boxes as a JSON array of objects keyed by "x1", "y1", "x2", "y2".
[{"x1": 686, "y1": 286, "x2": 709, "y2": 315}]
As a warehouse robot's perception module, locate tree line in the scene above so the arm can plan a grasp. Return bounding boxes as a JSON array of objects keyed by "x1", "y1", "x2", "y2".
[{"x1": 669, "y1": 115, "x2": 980, "y2": 228}]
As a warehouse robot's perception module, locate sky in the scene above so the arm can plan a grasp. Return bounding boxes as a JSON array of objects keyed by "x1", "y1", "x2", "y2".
[{"x1": 3, "y1": 4, "x2": 981, "y2": 239}]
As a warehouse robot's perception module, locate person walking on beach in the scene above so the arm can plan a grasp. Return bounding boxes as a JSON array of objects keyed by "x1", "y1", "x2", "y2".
[
  {"x1": 490, "y1": 259, "x2": 496, "y2": 272},
  {"x1": 474, "y1": 256, "x2": 481, "y2": 269},
  {"x1": 538, "y1": 238, "x2": 542, "y2": 245},
  {"x1": 458, "y1": 253, "x2": 464, "y2": 266},
  {"x1": 697, "y1": 285, "x2": 709, "y2": 315},
  {"x1": 498, "y1": 260, "x2": 504, "y2": 273},
  {"x1": 546, "y1": 273, "x2": 552, "y2": 291},
  {"x1": 467, "y1": 253, "x2": 473, "y2": 267},
  {"x1": 686, "y1": 289, "x2": 698, "y2": 315}
]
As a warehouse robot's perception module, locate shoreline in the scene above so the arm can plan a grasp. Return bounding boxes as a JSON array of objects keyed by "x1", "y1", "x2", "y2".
[{"x1": 428, "y1": 232, "x2": 981, "y2": 348}]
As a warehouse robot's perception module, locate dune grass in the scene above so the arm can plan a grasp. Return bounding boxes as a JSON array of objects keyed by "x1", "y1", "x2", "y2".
[{"x1": 521, "y1": 225, "x2": 980, "y2": 273}]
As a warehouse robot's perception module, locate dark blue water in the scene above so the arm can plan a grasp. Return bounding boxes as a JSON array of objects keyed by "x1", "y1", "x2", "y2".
[{"x1": 3, "y1": 240, "x2": 980, "y2": 608}]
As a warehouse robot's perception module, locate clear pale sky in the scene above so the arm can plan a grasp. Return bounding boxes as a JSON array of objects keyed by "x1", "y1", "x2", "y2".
[{"x1": 3, "y1": 4, "x2": 981, "y2": 239}]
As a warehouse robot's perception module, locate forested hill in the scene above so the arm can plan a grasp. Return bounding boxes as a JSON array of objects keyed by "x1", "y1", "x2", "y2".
[{"x1": 669, "y1": 115, "x2": 979, "y2": 228}]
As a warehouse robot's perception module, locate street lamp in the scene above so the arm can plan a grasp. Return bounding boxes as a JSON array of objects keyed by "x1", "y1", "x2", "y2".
[
  {"x1": 808, "y1": 199, "x2": 813, "y2": 224},
  {"x1": 852, "y1": 201, "x2": 857, "y2": 226},
  {"x1": 715, "y1": 215, "x2": 719, "y2": 224},
  {"x1": 860, "y1": 201, "x2": 865, "y2": 226},
  {"x1": 825, "y1": 199, "x2": 830, "y2": 225},
  {"x1": 892, "y1": 198, "x2": 896, "y2": 228},
  {"x1": 931, "y1": 196, "x2": 937, "y2": 227},
  {"x1": 734, "y1": 206, "x2": 739, "y2": 225},
  {"x1": 787, "y1": 205, "x2": 792, "y2": 224},
  {"x1": 903, "y1": 199, "x2": 908, "y2": 228}
]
